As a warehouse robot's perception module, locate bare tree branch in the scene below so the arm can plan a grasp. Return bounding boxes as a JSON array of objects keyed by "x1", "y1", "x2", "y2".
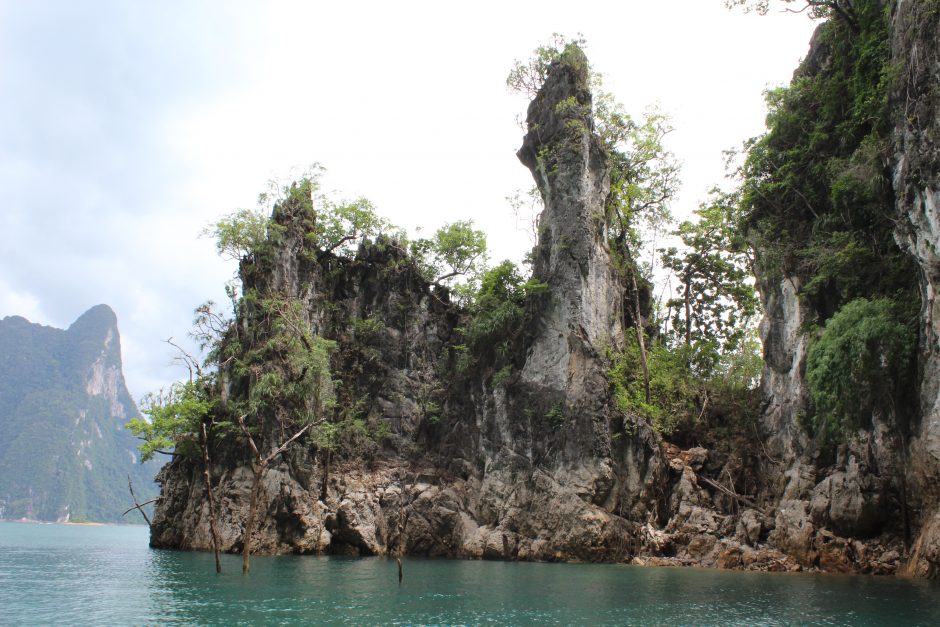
[
  {"x1": 166, "y1": 336, "x2": 202, "y2": 382},
  {"x1": 122, "y1": 497, "x2": 161, "y2": 518},
  {"x1": 125, "y1": 475, "x2": 153, "y2": 527}
]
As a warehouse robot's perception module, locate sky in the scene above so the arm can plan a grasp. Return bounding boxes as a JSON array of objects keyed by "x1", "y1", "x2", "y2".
[{"x1": 0, "y1": 0, "x2": 818, "y2": 403}]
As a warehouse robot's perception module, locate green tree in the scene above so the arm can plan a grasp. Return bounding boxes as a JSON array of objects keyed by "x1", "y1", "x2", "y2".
[
  {"x1": 126, "y1": 379, "x2": 213, "y2": 463},
  {"x1": 126, "y1": 368, "x2": 226, "y2": 574},
  {"x1": 726, "y1": 1, "x2": 860, "y2": 30},
  {"x1": 806, "y1": 298, "x2": 916, "y2": 438},
  {"x1": 411, "y1": 220, "x2": 488, "y2": 302},
  {"x1": 601, "y1": 106, "x2": 680, "y2": 256},
  {"x1": 506, "y1": 33, "x2": 587, "y2": 99},
  {"x1": 206, "y1": 167, "x2": 394, "y2": 266},
  {"x1": 661, "y1": 192, "x2": 760, "y2": 377},
  {"x1": 462, "y1": 260, "x2": 547, "y2": 365},
  {"x1": 206, "y1": 208, "x2": 281, "y2": 263},
  {"x1": 602, "y1": 106, "x2": 680, "y2": 402},
  {"x1": 310, "y1": 195, "x2": 391, "y2": 258}
]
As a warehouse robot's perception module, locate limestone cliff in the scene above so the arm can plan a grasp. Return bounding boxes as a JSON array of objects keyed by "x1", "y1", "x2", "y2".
[
  {"x1": 152, "y1": 50, "x2": 666, "y2": 562},
  {"x1": 152, "y1": 6, "x2": 940, "y2": 577},
  {"x1": 0, "y1": 305, "x2": 158, "y2": 522},
  {"x1": 891, "y1": 0, "x2": 940, "y2": 577},
  {"x1": 746, "y1": 0, "x2": 940, "y2": 576}
]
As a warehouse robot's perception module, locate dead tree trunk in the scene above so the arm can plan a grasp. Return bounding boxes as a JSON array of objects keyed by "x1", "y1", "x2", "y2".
[
  {"x1": 396, "y1": 476, "x2": 408, "y2": 585},
  {"x1": 125, "y1": 475, "x2": 152, "y2": 527},
  {"x1": 200, "y1": 421, "x2": 223, "y2": 574},
  {"x1": 238, "y1": 415, "x2": 314, "y2": 575}
]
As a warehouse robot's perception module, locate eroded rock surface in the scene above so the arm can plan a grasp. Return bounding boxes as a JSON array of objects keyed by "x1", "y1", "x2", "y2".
[
  {"x1": 152, "y1": 10, "x2": 940, "y2": 576},
  {"x1": 891, "y1": 0, "x2": 940, "y2": 577}
]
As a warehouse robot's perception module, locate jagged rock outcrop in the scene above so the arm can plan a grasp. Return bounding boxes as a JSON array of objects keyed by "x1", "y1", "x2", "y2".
[
  {"x1": 0, "y1": 305, "x2": 158, "y2": 522},
  {"x1": 891, "y1": 0, "x2": 940, "y2": 577},
  {"x1": 151, "y1": 49, "x2": 667, "y2": 563},
  {"x1": 152, "y1": 7, "x2": 940, "y2": 577},
  {"x1": 750, "y1": 0, "x2": 940, "y2": 576}
]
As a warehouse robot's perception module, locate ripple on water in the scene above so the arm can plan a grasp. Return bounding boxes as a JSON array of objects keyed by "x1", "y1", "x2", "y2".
[{"x1": 3, "y1": 523, "x2": 940, "y2": 625}]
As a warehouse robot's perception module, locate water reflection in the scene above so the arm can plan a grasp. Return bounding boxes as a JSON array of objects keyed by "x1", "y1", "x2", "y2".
[{"x1": 3, "y1": 523, "x2": 940, "y2": 626}]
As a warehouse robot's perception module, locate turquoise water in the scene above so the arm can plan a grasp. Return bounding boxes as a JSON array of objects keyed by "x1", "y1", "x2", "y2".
[{"x1": 1, "y1": 522, "x2": 939, "y2": 625}]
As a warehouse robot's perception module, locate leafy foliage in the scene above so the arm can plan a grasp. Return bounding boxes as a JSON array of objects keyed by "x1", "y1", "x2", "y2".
[
  {"x1": 609, "y1": 323, "x2": 764, "y2": 439},
  {"x1": 661, "y1": 191, "x2": 760, "y2": 377},
  {"x1": 602, "y1": 106, "x2": 680, "y2": 269},
  {"x1": 730, "y1": 0, "x2": 921, "y2": 444},
  {"x1": 462, "y1": 260, "x2": 547, "y2": 366},
  {"x1": 411, "y1": 220, "x2": 488, "y2": 301},
  {"x1": 506, "y1": 33, "x2": 588, "y2": 98},
  {"x1": 309, "y1": 195, "x2": 392, "y2": 258},
  {"x1": 738, "y1": 1, "x2": 916, "y2": 320},
  {"x1": 126, "y1": 380, "x2": 214, "y2": 462},
  {"x1": 806, "y1": 298, "x2": 916, "y2": 437},
  {"x1": 726, "y1": 0, "x2": 861, "y2": 29},
  {"x1": 610, "y1": 338, "x2": 698, "y2": 436},
  {"x1": 206, "y1": 208, "x2": 281, "y2": 262},
  {"x1": 227, "y1": 294, "x2": 336, "y2": 427},
  {"x1": 207, "y1": 167, "x2": 394, "y2": 268}
]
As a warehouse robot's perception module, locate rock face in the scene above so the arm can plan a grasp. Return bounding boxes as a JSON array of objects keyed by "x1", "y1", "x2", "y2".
[
  {"x1": 517, "y1": 47, "x2": 624, "y2": 388},
  {"x1": 891, "y1": 0, "x2": 940, "y2": 577},
  {"x1": 0, "y1": 305, "x2": 158, "y2": 522},
  {"x1": 152, "y1": 50, "x2": 666, "y2": 563},
  {"x1": 747, "y1": 0, "x2": 940, "y2": 577},
  {"x1": 152, "y1": 8, "x2": 940, "y2": 577}
]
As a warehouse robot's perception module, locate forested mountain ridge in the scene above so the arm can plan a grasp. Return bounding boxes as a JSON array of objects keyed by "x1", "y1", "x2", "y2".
[
  {"x1": 148, "y1": 0, "x2": 940, "y2": 577},
  {"x1": 0, "y1": 305, "x2": 157, "y2": 522}
]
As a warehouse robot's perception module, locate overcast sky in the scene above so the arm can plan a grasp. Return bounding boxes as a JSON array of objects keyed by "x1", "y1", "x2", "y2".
[{"x1": 0, "y1": 1, "x2": 817, "y2": 403}]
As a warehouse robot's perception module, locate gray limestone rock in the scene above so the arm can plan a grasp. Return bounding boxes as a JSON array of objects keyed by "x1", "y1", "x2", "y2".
[{"x1": 149, "y1": 14, "x2": 940, "y2": 577}]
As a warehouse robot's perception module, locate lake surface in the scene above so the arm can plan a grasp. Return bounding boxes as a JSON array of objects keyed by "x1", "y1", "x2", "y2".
[{"x1": 1, "y1": 522, "x2": 939, "y2": 625}]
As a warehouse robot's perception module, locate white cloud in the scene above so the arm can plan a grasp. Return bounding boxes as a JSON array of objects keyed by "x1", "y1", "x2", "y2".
[
  {"x1": 0, "y1": 0, "x2": 818, "y2": 399},
  {"x1": 0, "y1": 280, "x2": 48, "y2": 325}
]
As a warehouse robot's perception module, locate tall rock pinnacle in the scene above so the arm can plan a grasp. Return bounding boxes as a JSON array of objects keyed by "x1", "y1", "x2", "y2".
[{"x1": 517, "y1": 45, "x2": 626, "y2": 392}]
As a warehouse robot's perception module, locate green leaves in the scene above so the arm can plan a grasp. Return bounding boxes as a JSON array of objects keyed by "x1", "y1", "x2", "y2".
[
  {"x1": 725, "y1": 1, "x2": 859, "y2": 27},
  {"x1": 126, "y1": 380, "x2": 214, "y2": 462},
  {"x1": 506, "y1": 33, "x2": 588, "y2": 98},
  {"x1": 462, "y1": 260, "x2": 546, "y2": 364},
  {"x1": 738, "y1": 2, "x2": 914, "y2": 317},
  {"x1": 207, "y1": 167, "x2": 395, "y2": 267},
  {"x1": 206, "y1": 208, "x2": 281, "y2": 262},
  {"x1": 604, "y1": 107, "x2": 680, "y2": 266},
  {"x1": 236, "y1": 295, "x2": 336, "y2": 424},
  {"x1": 806, "y1": 298, "x2": 916, "y2": 437},
  {"x1": 310, "y1": 196, "x2": 392, "y2": 258},
  {"x1": 609, "y1": 338, "x2": 698, "y2": 436},
  {"x1": 411, "y1": 220, "x2": 488, "y2": 302},
  {"x1": 661, "y1": 191, "x2": 760, "y2": 376},
  {"x1": 732, "y1": 2, "x2": 920, "y2": 444}
]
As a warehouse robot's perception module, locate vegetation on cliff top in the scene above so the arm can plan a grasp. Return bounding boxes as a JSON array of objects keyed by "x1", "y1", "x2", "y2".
[
  {"x1": 734, "y1": 0, "x2": 920, "y2": 440},
  {"x1": 133, "y1": 3, "x2": 921, "y2": 480},
  {"x1": 508, "y1": 36, "x2": 763, "y2": 440}
]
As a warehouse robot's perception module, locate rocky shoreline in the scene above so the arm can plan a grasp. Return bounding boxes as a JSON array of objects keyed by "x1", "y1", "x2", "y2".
[{"x1": 150, "y1": 1, "x2": 940, "y2": 578}]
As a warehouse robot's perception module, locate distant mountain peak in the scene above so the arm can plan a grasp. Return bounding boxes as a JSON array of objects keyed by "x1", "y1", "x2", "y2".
[
  {"x1": 0, "y1": 303, "x2": 157, "y2": 522},
  {"x1": 68, "y1": 304, "x2": 118, "y2": 334}
]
